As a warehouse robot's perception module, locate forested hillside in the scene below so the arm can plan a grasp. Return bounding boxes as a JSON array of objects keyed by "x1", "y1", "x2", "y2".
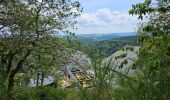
[
  {"x1": 77, "y1": 36, "x2": 138, "y2": 58},
  {"x1": 77, "y1": 32, "x2": 137, "y2": 41}
]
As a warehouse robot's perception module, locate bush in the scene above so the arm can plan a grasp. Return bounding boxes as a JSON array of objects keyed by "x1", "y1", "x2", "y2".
[
  {"x1": 0, "y1": 75, "x2": 7, "y2": 100},
  {"x1": 14, "y1": 87, "x2": 69, "y2": 100}
]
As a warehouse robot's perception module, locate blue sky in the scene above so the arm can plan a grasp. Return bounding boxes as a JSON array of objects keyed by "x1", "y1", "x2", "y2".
[
  {"x1": 74, "y1": 0, "x2": 145, "y2": 34},
  {"x1": 79, "y1": 0, "x2": 145, "y2": 13}
]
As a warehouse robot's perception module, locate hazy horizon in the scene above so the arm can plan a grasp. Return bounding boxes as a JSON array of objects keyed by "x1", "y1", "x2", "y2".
[{"x1": 75, "y1": 31, "x2": 137, "y2": 35}]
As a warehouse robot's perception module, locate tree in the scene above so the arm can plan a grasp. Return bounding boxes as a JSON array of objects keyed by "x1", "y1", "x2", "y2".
[
  {"x1": 129, "y1": 0, "x2": 170, "y2": 19},
  {"x1": 0, "y1": 0, "x2": 81, "y2": 98},
  {"x1": 119, "y1": 0, "x2": 170, "y2": 99}
]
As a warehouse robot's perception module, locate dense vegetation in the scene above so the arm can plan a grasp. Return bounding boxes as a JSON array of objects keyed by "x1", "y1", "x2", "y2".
[
  {"x1": 82, "y1": 36, "x2": 138, "y2": 58},
  {"x1": 0, "y1": 0, "x2": 81, "y2": 99},
  {"x1": 0, "y1": 0, "x2": 170, "y2": 100}
]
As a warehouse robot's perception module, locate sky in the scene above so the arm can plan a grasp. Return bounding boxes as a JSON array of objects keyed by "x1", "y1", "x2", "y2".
[{"x1": 74, "y1": 0, "x2": 145, "y2": 34}]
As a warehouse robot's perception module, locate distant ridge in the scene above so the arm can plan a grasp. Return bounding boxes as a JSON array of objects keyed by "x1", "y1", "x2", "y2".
[
  {"x1": 77, "y1": 32, "x2": 137, "y2": 36},
  {"x1": 77, "y1": 32, "x2": 137, "y2": 41}
]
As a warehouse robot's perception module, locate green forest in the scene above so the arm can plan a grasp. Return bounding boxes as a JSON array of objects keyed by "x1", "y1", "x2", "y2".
[
  {"x1": 0, "y1": 0, "x2": 170, "y2": 100},
  {"x1": 78, "y1": 36, "x2": 138, "y2": 58}
]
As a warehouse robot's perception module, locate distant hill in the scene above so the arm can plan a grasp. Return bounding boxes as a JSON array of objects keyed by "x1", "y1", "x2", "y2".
[
  {"x1": 77, "y1": 32, "x2": 137, "y2": 41},
  {"x1": 76, "y1": 35, "x2": 139, "y2": 58}
]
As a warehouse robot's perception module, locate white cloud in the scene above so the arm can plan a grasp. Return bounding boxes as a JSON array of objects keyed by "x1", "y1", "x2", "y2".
[{"x1": 75, "y1": 8, "x2": 140, "y2": 34}]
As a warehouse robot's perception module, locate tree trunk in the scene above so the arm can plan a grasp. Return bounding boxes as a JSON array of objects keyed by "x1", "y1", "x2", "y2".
[
  {"x1": 36, "y1": 72, "x2": 40, "y2": 87},
  {"x1": 6, "y1": 50, "x2": 31, "y2": 98},
  {"x1": 7, "y1": 73, "x2": 15, "y2": 97},
  {"x1": 41, "y1": 72, "x2": 44, "y2": 86},
  {"x1": 7, "y1": 53, "x2": 15, "y2": 74}
]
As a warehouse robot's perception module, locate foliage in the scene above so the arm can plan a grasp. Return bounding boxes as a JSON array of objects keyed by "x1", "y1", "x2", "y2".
[
  {"x1": 75, "y1": 36, "x2": 138, "y2": 58},
  {"x1": 112, "y1": 0, "x2": 170, "y2": 99},
  {"x1": 0, "y1": 0, "x2": 169, "y2": 100},
  {"x1": 13, "y1": 87, "x2": 69, "y2": 100},
  {"x1": 129, "y1": 0, "x2": 170, "y2": 19},
  {"x1": 0, "y1": 0, "x2": 81, "y2": 98}
]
